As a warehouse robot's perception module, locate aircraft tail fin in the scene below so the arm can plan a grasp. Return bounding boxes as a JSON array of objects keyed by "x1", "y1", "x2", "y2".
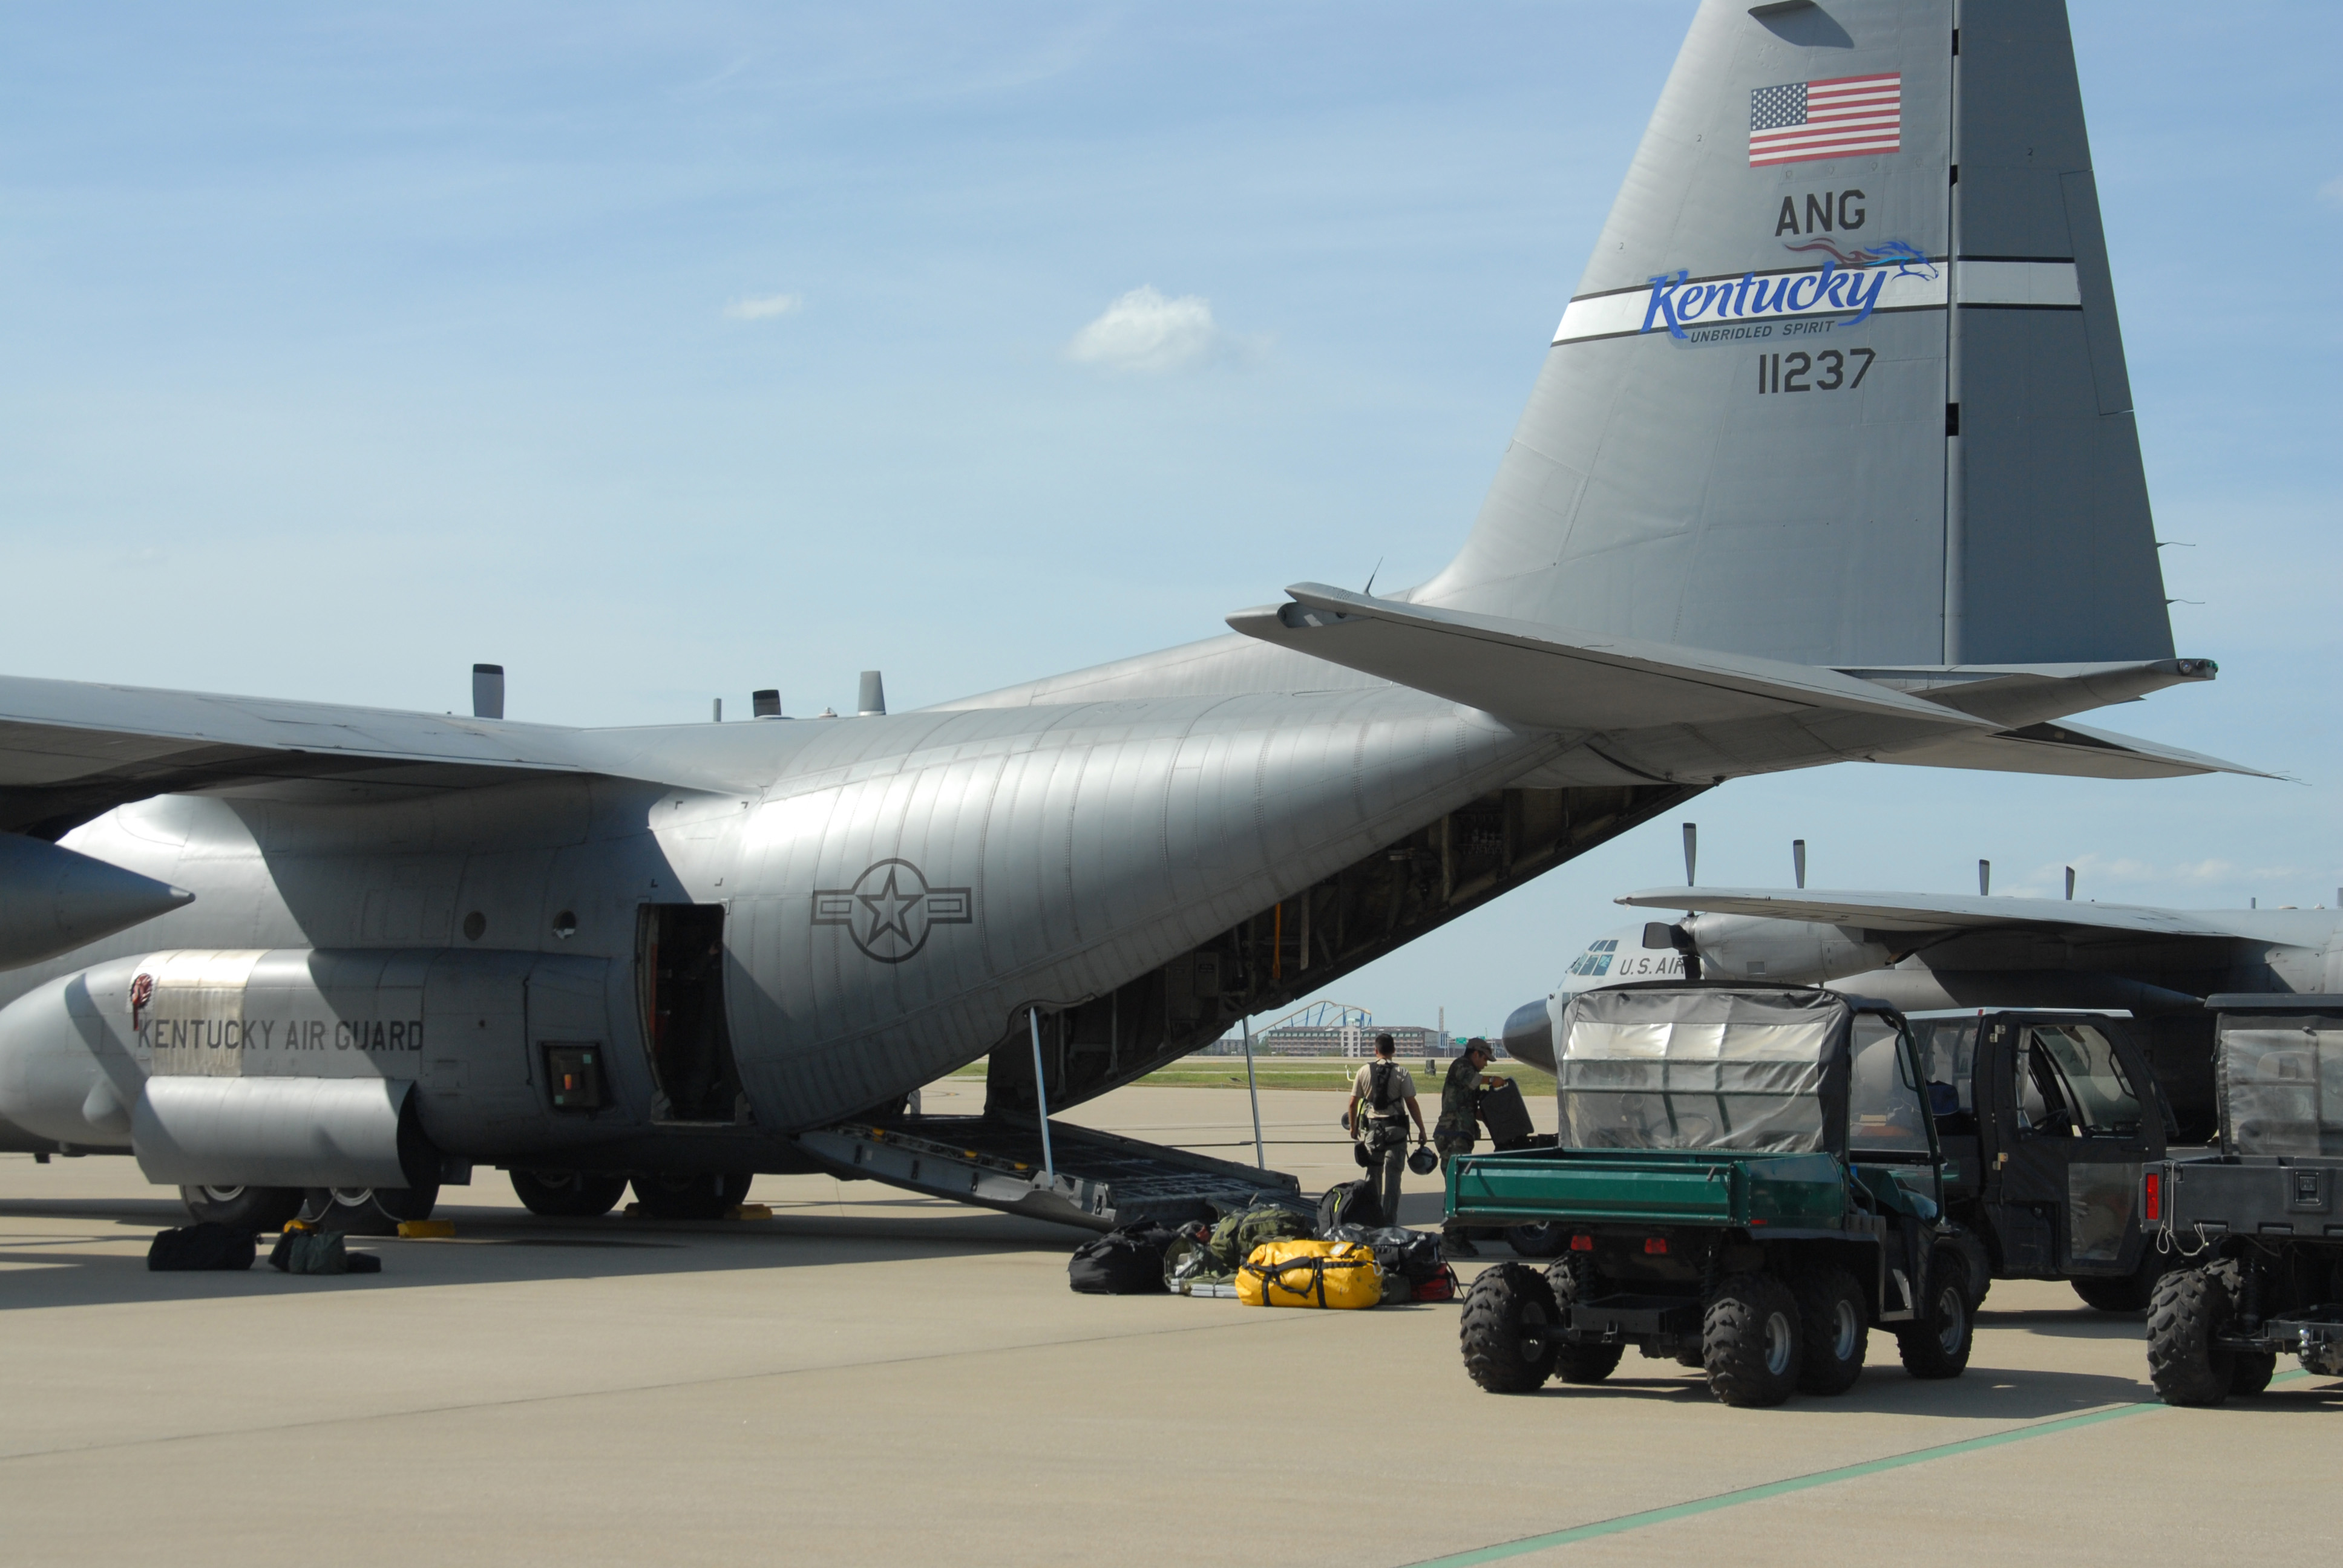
[{"x1": 1411, "y1": 0, "x2": 2172, "y2": 671}]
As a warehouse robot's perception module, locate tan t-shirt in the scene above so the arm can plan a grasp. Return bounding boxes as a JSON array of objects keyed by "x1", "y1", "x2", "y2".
[{"x1": 1352, "y1": 1059, "x2": 1416, "y2": 1117}]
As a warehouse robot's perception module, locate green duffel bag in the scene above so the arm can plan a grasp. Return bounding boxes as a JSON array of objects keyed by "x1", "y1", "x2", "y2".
[{"x1": 1206, "y1": 1203, "x2": 1314, "y2": 1272}]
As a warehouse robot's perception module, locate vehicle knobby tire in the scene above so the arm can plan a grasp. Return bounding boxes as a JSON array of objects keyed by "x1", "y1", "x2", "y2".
[
  {"x1": 1459, "y1": 1263, "x2": 1561, "y2": 1394},
  {"x1": 2145, "y1": 1265, "x2": 2238, "y2": 1406},
  {"x1": 2072, "y1": 1244, "x2": 2176, "y2": 1315},
  {"x1": 1506, "y1": 1222, "x2": 1570, "y2": 1259},
  {"x1": 1702, "y1": 1272, "x2": 1801, "y2": 1408},
  {"x1": 1895, "y1": 1247, "x2": 1974, "y2": 1380},
  {"x1": 1791, "y1": 1264, "x2": 1869, "y2": 1396},
  {"x1": 511, "y1": 1169, "x2": 631, "y2": 1218},
  {"x1": 1542, "y1": 1255, "x2": 1625, "y2": 1383},
  {"x1": 2229, "y1": 1351, "x2": 2276, "y2": 1397}
]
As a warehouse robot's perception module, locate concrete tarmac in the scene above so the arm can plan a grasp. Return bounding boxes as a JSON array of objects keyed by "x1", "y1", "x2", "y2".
[{"x1": 1, "y1": 1080, "x2": 2333, "y2": 1567}]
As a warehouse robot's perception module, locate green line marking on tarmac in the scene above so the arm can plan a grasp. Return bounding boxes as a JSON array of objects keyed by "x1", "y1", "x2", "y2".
[
  {"x1": 1406, "y1": 1402, "x2": 2155, "y2": 1566},
  {"x1": 1411, "y1": 1370, "x2": 2324, "y2": 1567}
]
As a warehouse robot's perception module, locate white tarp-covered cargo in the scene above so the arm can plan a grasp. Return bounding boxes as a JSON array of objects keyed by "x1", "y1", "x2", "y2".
[
  {"x1": 2218, "y1": 1017, "x2": 2343, "y2": 1156},
  {"x1": 1555, "y1": 987, "x2": 1850, "y2": 1154}
]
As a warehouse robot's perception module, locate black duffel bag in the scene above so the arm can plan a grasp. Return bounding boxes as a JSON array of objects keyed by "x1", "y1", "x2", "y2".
[
  {"x1": 1067, "y1": 1220, "x2": 1174, "y2": 1295},
  {"x1": 147, "y1": 1222, "x2": 257, "y2": 1272}
]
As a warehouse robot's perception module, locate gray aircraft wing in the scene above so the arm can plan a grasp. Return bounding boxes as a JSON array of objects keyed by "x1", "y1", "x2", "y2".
[
  {"x1": 1616, "y1": 886, "x2": 2244, "y2": 940},
  {"x1": 0, "y1": 673, "x2": 666, "y2": 837}
]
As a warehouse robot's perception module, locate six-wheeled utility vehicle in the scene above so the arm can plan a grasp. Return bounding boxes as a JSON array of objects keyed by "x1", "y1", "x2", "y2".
[
  {"x1": 1448, "y1": 984, "x2": 1975, "y2": 1407},
  {"x1": 1910, "y1": 1011, "x2": 2180, "y2": 1311},
  {"x1": 2141, "y1": 994, "x2": 2343, "y2": 1406}
]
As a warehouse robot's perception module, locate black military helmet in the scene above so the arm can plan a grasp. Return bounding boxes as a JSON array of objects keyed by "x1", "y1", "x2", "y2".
[{"x1": 1407, "y1": 1143, "x2": 1438, "y2": 1175}]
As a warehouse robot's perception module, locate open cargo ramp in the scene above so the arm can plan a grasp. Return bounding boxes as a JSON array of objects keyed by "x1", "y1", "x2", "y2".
[{"x1": 791, "y1": 1116, "x2": 1300, "y2": 1231}]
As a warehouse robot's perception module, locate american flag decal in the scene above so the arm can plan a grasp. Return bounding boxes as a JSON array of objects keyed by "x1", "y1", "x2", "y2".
[{"x1": 1749, "y1": 73, "x2": 1901, "y2": 167}]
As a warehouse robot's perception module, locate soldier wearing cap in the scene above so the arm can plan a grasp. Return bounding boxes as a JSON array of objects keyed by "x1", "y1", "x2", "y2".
[{"x1": 1436, "y1": 1037, "x2": 1501, "y2": 1257}]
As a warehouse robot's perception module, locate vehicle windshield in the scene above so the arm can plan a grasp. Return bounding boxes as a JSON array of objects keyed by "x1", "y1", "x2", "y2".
[
  {"x1": 2220, "y1": 1018, "x2": 2343, "y2": 1155},
  {"x1": 1847, "y1": 1018, "x2": 1932, "y2": 1157},
  {"x1": 1912, "y1": 1018, "x2": 1977, "y2": 1113},
  {"x1": 2028, "y1": 1025, "x2": 2145, "y2": 1138},
  {"x1": 1557, "y1": 1013, "x2": 1830, "y2": 1154}
]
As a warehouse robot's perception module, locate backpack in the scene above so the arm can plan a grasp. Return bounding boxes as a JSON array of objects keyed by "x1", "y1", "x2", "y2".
[
  {"x1": 1413, "y1": 1264, "x2": 1460, "y2": 1303},
  {"x1": 266, "y1": 1229, "x2": 382, "y2": 1276},
  {"x1": 1368, "y1": 1059, "x2": 1404, "y2": 1112},
  {"x1": 1067, "y1": 1221, "x2": 1173, "y2": 1295},
  {"x1": 146, "y1": 1223, "x2": 255, "y2": 1272},
  {"x1": 1207, "y1": 1203, "x2": 1314, "y2": 1272},
  {"x1": 1161, "y1": 1223, "x2": 1233, "y2": 1292},
  {"x1": 1317, "y1": 1180, "x2": 1384, "y2": 1234}
]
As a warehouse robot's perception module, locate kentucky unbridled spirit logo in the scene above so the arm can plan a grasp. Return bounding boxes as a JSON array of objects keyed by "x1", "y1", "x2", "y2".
[
  {"x1": 1641, "y1": 238, "x2": 1938, "y2": 339},
  {"x1": 812, "y1": 859, "x2": 974, "y2": 964}
]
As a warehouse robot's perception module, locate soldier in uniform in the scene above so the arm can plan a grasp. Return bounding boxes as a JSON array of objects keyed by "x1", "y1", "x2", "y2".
[
  {"x1": 1345, "y1": 1033, "x2": 1425, "y2": 1227},
  {"x1": 1437, "y1": 1037, "x2": 1499, "y2": 1258}
]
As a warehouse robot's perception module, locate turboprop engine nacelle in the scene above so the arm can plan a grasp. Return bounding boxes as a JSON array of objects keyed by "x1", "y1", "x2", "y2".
[
  {"x1": 1674, "y1": 913, "x2": 1893, "y2": 985},
  {"x1": 0, "y1": 946, "x2": 620, "y2": 1182}
]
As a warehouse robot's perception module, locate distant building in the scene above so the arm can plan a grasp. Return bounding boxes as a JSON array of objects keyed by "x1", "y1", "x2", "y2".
[{"x1": 1208, "y1": 1024, "x2": 1450, "y2": 1057}]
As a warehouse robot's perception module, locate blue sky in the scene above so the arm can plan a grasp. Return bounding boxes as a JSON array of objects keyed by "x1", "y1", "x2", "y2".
[{"x1": 4, "y1": 2, "x2": 2338, "y2": 1037}]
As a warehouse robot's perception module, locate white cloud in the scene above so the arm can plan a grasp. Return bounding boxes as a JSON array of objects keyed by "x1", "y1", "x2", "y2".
[
  {"x1": 724, "y1": 292, "x2": 803, "y2": 321},
  {"x1": 1065, "y1": 285, "x2": 1228, "y2": 372}
]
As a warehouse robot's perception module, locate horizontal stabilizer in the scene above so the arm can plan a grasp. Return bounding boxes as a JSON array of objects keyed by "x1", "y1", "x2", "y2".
[
  {"x1": 1227, "y1": 585, "x2": 1994, "y2": 737},
  {"x1": 1618, "y1": 886, "x2": 2239, "y2": 940},
  {"x1": 1842, "y1": 659, "x2": 2219, "y2": 729},
  {"x1": 1872, "y1": 719, "x2": 2272, "y2": 781}
]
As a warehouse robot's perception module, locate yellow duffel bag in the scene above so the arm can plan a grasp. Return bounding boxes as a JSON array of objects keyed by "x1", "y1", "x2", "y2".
[{"x1": 1237, "y1": 1240, "x2": 1382, "y2": 1309}]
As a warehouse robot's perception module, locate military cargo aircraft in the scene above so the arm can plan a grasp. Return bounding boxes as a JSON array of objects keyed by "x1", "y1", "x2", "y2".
[{"x1": 0, "y1": 0, "x2": 2253, "y2": 1232}]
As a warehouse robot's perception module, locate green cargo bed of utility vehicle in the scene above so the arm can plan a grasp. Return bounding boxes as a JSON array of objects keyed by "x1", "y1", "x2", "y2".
[{"x1": 1452, "y1": 1148, "x2": 1852, "y2": 1230}]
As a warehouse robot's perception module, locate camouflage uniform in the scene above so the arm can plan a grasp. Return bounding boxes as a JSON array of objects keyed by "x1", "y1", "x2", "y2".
[
  {"x1": 1437, "y1": 1053, "x2": 1485, "y2": 1258},
  {"x1": 1435, "y1": 1054, "x2": 1481, "y2": 1173}
]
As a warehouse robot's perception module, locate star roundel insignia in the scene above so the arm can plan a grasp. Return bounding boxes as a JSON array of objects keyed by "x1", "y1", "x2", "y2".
[{"x1": 811, "y1": 858, "x2": 974, "y2": 964}]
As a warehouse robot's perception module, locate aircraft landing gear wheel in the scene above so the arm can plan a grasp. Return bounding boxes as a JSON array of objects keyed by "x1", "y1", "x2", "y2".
[
  {"x1": 180, "y1": 1184, "x2": 304, "y2": 1232},
  {"x1": 628, "y1": 1171, "x2": 753, "y2": 1221},
  {"x1": 298, "y1": 1184, "x2": 441, "y2": 1236},
  {"x1": 511, "y1": 1169, "x2": 630, "y2": 1218}
]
